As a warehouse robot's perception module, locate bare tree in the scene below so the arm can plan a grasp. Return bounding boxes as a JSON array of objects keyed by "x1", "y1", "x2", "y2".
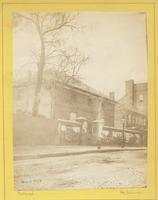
[
  {"x1": 13, "y1": 13, "x2": 88, "y2": 116},
  {"x1": 44, "y1": 47, "x2": 88, "y2": 119}
]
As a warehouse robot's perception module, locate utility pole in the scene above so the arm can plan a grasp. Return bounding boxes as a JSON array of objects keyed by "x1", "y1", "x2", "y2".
[{"x1": 121, "y1": 115, "x2": 126, "y2": 148}]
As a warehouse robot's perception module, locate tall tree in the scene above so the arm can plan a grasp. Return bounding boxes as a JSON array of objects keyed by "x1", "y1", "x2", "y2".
[{"x1": 13, "y1": 13, "x2": 88, "y2": 116}]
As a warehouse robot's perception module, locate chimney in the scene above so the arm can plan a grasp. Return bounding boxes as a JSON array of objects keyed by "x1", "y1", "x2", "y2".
[
  {"x1": 125, "y1": 80, "x2": 134, "y2": 105},
  {"x1": 109, "y1": 92, "x2": 115, "y2": 101}
]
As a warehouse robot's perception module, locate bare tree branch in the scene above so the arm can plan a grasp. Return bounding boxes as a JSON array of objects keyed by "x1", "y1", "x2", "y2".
[{"x1": 14, "y1": 12, "x2": 87, "y2": 116}]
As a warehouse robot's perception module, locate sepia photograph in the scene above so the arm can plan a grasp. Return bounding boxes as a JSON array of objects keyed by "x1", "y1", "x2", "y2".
[{"x1": 13, "y1": 12, "x2": 147, "y2": 190}]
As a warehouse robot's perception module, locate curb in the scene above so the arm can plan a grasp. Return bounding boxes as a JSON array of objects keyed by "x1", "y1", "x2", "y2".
[{"x1": 14, "y1": 148, "x2": 146, "y2": 161}]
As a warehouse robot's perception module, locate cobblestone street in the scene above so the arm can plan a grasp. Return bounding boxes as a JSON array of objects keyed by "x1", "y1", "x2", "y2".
[{"x1": 14, "y1": 150, "x2": 146, "y2": 190}]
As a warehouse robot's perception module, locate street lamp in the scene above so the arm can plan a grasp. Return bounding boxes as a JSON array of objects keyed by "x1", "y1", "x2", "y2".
[{"x1": 121, "y1": 115, "x2": 126, "y2": 148}]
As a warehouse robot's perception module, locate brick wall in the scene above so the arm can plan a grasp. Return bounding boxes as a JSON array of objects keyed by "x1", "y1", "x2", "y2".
[
  {"x1": 13, "y1": 112, "x2": 56, "y2": 145},
  {"x1": 114, "y1": 103, "x2": 147, "y2": 130},
  {"x1": 134, "y1": 83, "x2": 147, "y2": 115},
  {"x1": 124, "y1": 80, "x2": 147, "y2": 115},
  {"x1": 116, "y1": 80, "x2": 147, "y2": 128}
]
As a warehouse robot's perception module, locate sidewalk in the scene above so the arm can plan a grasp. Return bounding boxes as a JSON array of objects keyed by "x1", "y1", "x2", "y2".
[{"x1": 14, "y1": 145, "x2": 146, "y2": 160}]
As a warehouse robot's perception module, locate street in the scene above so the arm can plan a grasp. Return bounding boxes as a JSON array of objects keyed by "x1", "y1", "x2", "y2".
[{"x1": 14, "y1": 150, "x2": 146, "y2": 190}]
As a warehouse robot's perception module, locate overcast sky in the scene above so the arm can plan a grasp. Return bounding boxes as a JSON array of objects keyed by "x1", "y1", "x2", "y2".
[{"x1": 13, "y1": 12, "x2": 147, "y2": 99}]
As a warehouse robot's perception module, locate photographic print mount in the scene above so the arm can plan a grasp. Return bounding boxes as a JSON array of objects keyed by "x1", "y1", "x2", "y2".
[{"x1": 0, "y1": 0, "x2": 158, "y2": 200}]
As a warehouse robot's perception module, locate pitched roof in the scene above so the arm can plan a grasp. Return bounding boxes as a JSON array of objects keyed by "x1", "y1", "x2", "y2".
[{"x1": 13, "y1": 69, "x2": 115, "y2": 103}]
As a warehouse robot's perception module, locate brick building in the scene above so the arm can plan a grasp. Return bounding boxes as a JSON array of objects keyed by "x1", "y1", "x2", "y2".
[{"x1": 114, "y1": 80, "x2": 147, "y2": 132}]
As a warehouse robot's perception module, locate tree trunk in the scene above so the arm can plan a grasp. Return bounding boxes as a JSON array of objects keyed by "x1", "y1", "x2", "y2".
[
  {"x1": 32, "y1": 27, "x2": 45, "y2": 116},
  {"x1": 50, "y1": 83, "x2": 57, "y2": 118},
  {"x1": 32, "y1": 66, "x2": 43, "y2": 116},
  {"x1": 50, "y1": 86, "x2": 59, "y2": 144}
]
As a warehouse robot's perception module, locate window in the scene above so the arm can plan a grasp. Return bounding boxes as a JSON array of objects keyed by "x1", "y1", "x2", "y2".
[
  {"x1": 128, "y1": 114, "x2": 131, "y2": 123},
  {"x1": 71, "y1": 93, "x2": 77, "y2": 102},
  {"x1": 70, "y1": 112, "x2": 77, "y2": 121},
  {"x1": 88, "y1": 97, "x2": 92, "y2": 106},
  {"x1": 139, "y1": 94, "x2": 143, "y2": 102},
  {"x1": 135, "y1": 117, "x2": 138, "y2": 124},
  {"x1": 143, "y1": 118, "x2": 146, "y2": 126}
]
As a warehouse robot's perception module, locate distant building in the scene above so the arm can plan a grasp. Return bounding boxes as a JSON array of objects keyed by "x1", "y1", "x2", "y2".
[
  {"x1": 120, "y1": 80, "x2": 147, "y2": 115},
  {"x1": 115, "y1": 80, "x2": 147, "y2": 131}
]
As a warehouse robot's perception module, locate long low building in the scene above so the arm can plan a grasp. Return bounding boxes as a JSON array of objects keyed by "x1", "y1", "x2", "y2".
[{"x1": 13, "y1": 72, "x2": 147, "y2": 146}]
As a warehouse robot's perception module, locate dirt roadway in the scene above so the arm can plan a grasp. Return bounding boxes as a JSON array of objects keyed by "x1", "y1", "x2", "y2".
[{"x1": 14, "y1": 150, "x2": 146, "y2": 190}]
